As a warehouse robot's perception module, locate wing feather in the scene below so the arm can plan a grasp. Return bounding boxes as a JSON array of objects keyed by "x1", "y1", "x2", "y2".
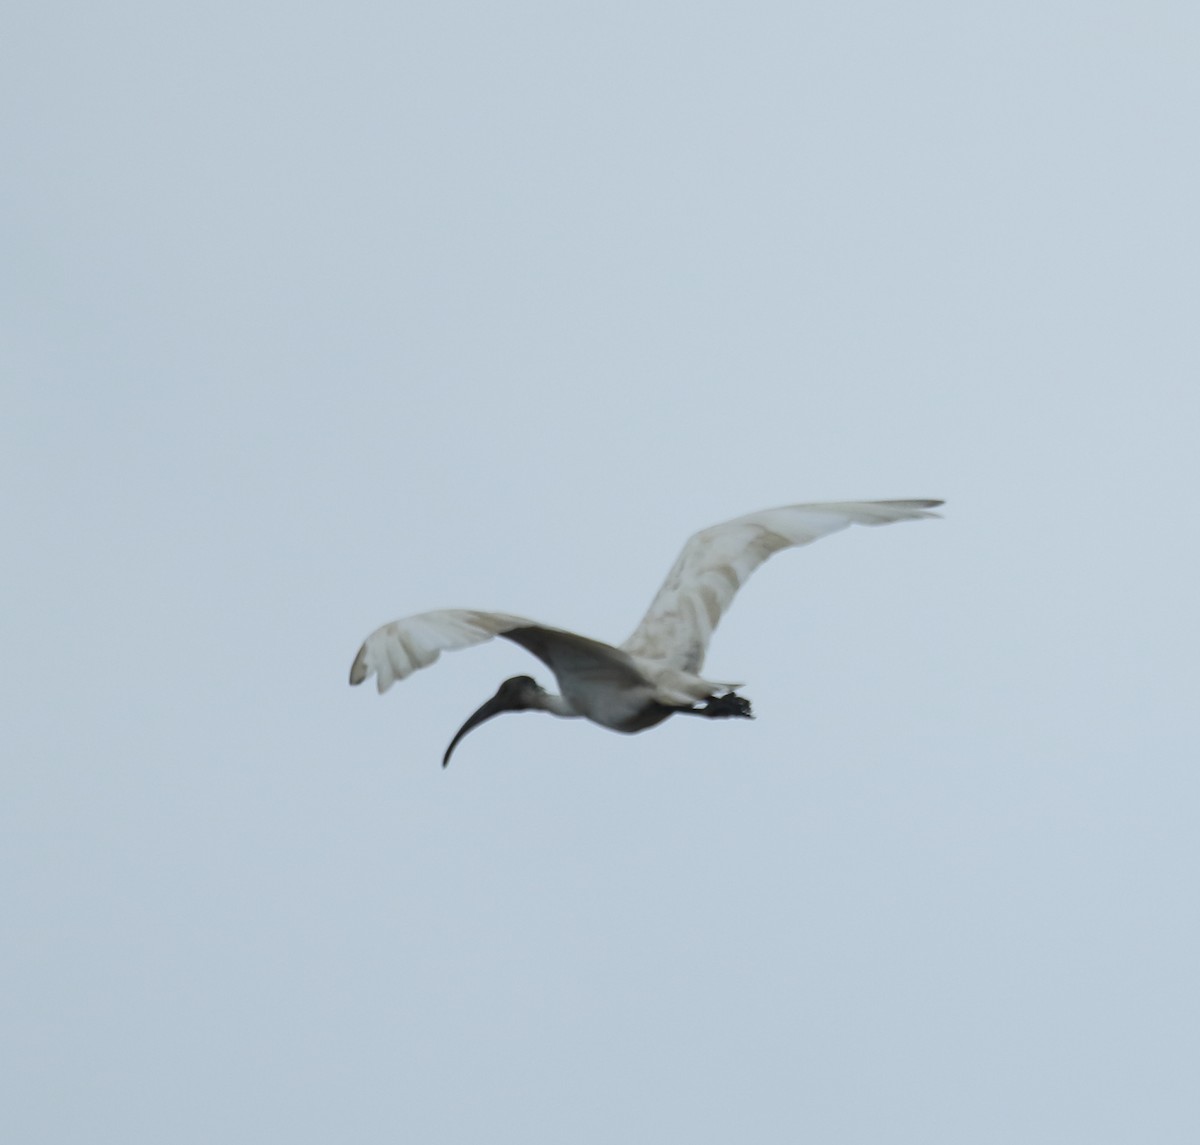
[
  {"x1": 349, "y1": 609, "x2": 539, "y2": 693},
  {"x1": 620, "y1": 499, "x2": 942, "y2": 671},
  {"x1": 349, "y1": 609, "x2": 646, "y2": 698}
]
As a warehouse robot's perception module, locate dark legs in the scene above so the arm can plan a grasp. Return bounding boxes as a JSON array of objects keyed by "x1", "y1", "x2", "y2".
[{"x1": 675, "y1": 692, "x2": 754, "y2": 720}]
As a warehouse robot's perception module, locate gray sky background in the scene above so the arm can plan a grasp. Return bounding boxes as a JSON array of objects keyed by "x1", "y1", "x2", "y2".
[{"x1": 4, "y1": 1, "x2": 1198, "y2": 1141}]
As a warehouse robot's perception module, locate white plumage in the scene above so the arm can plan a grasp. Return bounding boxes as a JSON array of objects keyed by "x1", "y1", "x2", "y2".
[{"x1": 350, "y1": 499, "x2": 941, "y2": 764}]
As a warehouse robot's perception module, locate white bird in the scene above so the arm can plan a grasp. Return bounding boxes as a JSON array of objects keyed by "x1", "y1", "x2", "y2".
[{"x1": 350, "y1": 499, "x2": 942, "y2": 765}]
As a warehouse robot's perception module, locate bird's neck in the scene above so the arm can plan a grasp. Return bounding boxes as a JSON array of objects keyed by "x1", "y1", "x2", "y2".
[{"x1": 535, "y1": 692, "x2": 578, "y2": 719}]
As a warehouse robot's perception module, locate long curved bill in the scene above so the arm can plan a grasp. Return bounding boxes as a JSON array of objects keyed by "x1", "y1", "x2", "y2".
[{"x1": 442, "y1": 688, "x2": 516, "y2": 768}]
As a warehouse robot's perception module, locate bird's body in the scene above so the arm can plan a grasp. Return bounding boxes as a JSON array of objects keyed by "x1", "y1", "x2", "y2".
[{"x1": 350, "y1": 499, "x2": 941, "y2": 764}]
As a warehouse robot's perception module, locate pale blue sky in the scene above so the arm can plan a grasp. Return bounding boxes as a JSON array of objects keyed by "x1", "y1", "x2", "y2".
[{"x1": 4, "y1": 1, "x2": 1199, "y2": 1141}]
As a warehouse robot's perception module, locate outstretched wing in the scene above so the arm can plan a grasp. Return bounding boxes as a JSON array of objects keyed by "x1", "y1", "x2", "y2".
[
  {"x1": 349, "y1": 608, "x2": 646, "y2": 696},
  {"x1": 620, "y1": 499, "x2": 942, "y2": 672},
  {"x1": 350, "y1": 609, "x2": 540, "y2": 693}
]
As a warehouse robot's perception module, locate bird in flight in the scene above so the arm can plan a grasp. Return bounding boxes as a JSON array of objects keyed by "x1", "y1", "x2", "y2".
[{"x1": 350, "y1": 499, "x2": 942, "y2": 765}]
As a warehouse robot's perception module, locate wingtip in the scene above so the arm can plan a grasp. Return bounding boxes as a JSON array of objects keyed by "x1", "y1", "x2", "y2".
[
  {"x1": 886, "y1": 497, "x2": 944, "y2": 512},
  {"x1": 349, "y1": 645, "x2": 370, "y2": 686},
  {"x1": 884, "y1": 498, "x2": 944, "y2": 519}
]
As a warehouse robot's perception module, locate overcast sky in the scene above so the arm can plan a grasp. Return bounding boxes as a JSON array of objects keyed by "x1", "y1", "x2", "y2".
[{"x1": 4, "y1": 1, "x2": 1199, "y2": 1141}]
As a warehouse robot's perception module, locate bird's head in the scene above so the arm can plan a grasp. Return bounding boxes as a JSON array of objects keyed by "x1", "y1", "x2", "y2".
[{"x1": 442, "y1": 675, "x2": 547, "y2": 767}]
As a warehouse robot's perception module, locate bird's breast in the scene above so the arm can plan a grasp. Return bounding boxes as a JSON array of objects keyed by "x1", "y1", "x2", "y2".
[{"x1": 560, "y1": 679, "x2": 670, "y2": 734}]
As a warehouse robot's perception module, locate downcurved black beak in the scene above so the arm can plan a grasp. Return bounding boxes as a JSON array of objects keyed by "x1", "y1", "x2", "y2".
[{"x1": 442, "y1": 687, "x2": 518, "y2": 768}]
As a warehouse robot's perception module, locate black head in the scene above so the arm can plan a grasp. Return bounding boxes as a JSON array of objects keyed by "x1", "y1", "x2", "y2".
[{"x1": 442, "y1": 675, "x2": 545, "y2": 767}]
